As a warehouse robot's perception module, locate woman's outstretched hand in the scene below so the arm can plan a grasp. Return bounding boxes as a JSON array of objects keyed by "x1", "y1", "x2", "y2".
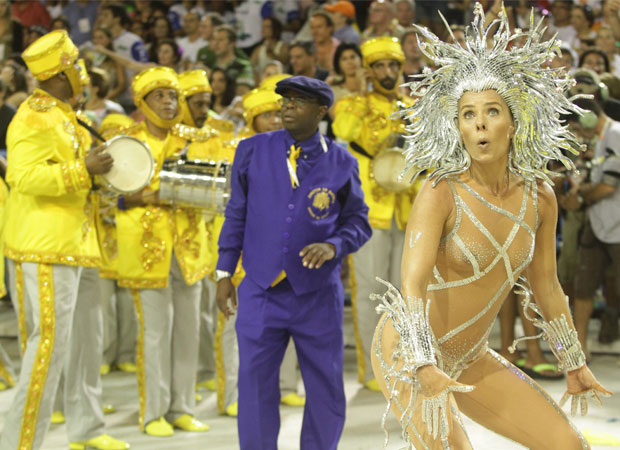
[
  {"x1": 561, "y1": 365, "x2": 613, "y2": 416},
  {"x1": 416, "y1": 365, "x2": 475, "y2": 440}
]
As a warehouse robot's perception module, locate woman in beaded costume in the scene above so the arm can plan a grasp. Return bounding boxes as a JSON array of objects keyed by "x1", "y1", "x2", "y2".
[{"x1": 370, "y1": 4, "x2": 612, "y2": 450}]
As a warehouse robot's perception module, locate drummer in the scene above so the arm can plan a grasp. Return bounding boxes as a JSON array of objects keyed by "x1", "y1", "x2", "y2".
[
  {"x1": 115, "y1": 67, "x2": 210, "y2": 437},
  {"x1": 332, "y1": 36, "x2": 418, "y2": 392},
  {"x1": 175, "y1": 69, "x2": 240, "y2": 416},
  {"x1": 0, "y1": 30, "x2": 113, "y2": 450}
]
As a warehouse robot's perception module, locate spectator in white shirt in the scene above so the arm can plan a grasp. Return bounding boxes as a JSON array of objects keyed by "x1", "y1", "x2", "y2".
[{"x1": 177, "y1": 11, "x2": 207, "y2": 63}]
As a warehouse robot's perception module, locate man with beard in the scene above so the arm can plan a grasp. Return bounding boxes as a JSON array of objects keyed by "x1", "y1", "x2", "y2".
[
  {"x1": 215, "y1": 76, "x2": 371, "y2": 450},
  {"x1": 332, "y1": 36, "x2": 418, "y2": 392}
]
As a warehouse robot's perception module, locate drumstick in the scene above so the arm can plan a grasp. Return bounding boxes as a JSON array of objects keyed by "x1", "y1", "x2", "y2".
[{"x1": 77, "y1": 118, "x2": 107, "y2": 144}]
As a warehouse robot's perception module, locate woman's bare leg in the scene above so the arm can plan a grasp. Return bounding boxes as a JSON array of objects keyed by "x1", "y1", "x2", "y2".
[{"x1": 454, "y1": 349, "x2": 589, "y2": 450}]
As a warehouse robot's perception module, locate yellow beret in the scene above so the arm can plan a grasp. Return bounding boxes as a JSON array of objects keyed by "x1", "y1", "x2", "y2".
[
  {"x1": 99, "y1": 113, "x2": 136, "y2": 139},
  {"x1": 22, "y1": 30, "x2": 79, "y2": 81},
  {"x1": 259, "y1": 73, "x2": 292, "y2": 91},
  {"x1": 132, "y1": 66, "x2": 180, "y2": 105},
  {"x1": 242, "y1": 88, "x2": 281, "y2": 124},
  {"x1": 179, "y1": 69, "x2": 212, "y2": 98},
  {"x1": 361, "y1": 36, "x2": 404, "y2": 66}
]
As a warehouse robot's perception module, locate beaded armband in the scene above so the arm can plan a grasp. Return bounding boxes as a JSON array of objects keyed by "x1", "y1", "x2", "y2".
[
  {"x1": 510, "y1": 281, "x2": 586, "y2": 372},
  {"x1": 371, "y1": 278, "x2": 436, "y2": 373}
]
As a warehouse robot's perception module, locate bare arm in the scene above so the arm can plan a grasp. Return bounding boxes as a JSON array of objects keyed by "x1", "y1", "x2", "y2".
[{"x1": 95, "y1": 45, "x2": 155, "y2": 74}]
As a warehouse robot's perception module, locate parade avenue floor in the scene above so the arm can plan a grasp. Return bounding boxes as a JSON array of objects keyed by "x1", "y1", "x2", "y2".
[{"x1": 0, "y1": 303, "x2": 618, "y2": 450}]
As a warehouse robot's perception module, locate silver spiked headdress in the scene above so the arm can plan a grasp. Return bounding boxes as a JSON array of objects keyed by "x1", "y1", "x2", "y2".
[{"x1": 402, "y1": 2, "x2": 583, "y2": 184}]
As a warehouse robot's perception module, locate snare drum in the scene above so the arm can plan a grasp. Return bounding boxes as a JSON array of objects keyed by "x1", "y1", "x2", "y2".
[
  {"x1": 371, "y1": 149, "x2": 415, "y2": 193},
  {"x1": 98, "y1": 136, "x2": 154, "y2": 194},
  {"x1": 159, "y1": 158, "x2": 231, "y2": 215}
]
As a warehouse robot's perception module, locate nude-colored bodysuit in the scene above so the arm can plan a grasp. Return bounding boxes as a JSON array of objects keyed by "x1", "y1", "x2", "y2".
[{"x1": 371, "y1": 176, "x2": 588, "y2": 450}]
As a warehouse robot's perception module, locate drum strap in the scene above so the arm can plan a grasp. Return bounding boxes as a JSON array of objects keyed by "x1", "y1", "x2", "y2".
[
  {"x1": 350, "y1": 141, "x2": 374, "y2": 160},
  {"x1": 77, "y1": 118, "x2": 106, "y2": 144}
]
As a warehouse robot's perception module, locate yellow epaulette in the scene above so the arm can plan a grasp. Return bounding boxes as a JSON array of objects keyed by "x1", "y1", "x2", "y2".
[
  {"x1": 206, "y1": 117, "x2": 234, "y2": 133},
  {"x1": 26, "y1": 91, "x2": 58, "y2": 113},
  {"x1": 172, "y1": 123, "x2": 219, "y2": 142}
]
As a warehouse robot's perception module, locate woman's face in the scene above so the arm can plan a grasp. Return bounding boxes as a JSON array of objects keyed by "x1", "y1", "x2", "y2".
[
  {"x1": 157, "y1": 43, "x2": 175, "y2": 67},
  {"x1": 153, "y1": 18, "x2": 169, "y2": 39},
  {"x1": 93, "y1": 29, "x2": 110, "y2": 48},
  {"x1": 582, "y1": 53, "x2": 606, "y2": 74},
  {"x1": 253, "y1": 109, "x2": 282, "y2": 133},
  {"x1": 0, "y1": 65, "x2": 14, "y2": 86},
  {"x1": 338, "y1": 49, "x2": 361, "y2": 76},
  {"x1": 596, "y1": 28, "x2": 616, "y2": 55},
  {"x1": 262, "y1": 19, "x2": 273, "y2": 39},
  {"x1": 571, "y1": 8, "x2": 588, "y2": 32},
  {"x1": 402, "y1": 33, "x2": 421, "y2": 60},
  {"x1": 210, "y1": 71, "x2": 227, "y2": 96},
  {"x1": 458, "y1": 90, "x2": 514, "y2": 166}
]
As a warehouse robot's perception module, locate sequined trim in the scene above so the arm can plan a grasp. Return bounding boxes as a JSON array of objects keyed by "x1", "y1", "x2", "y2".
[
  {"x1": 140, "y1": 207, "x2": 167, "y2": 272},
  {"x1": 15, "y1": 262, "x2": 27, "y2": 356},
  {"x1": 5, "y1": 246, "x2": 99, "y2": 268},
  {"x1": 18, "y1": 264, "x2": 55, "y2": 450},
  {"x1": 347, "y1": 254, "x2": 366, "y2": 383},
  {"x1": 27, "y1": 92, "x2": 56, "y2": 112},
  {"x1": 0, "y1": 358, "x2": 15, "y2": 387},
  {"x1": 117, "y1": 277, "x2": 167, "y2": 290},
  {"x1": 172, "y1": 123, "x2": 217, "y2": 142},
  {"x1": 131, "y1": 289, "x2": 147, "y2": 431},
  {"x1": 173, "y1": 210, "x2": 209, "y2": 286},
  {"x1": 59, "y1": 159, "x2": 90, "y2": 193},
  {"x1": 215, "y1": 311, "x2": 226, "y2": 414}
]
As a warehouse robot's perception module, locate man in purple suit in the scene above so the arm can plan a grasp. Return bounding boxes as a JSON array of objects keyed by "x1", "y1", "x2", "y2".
[{"x1": 215, "y1": 76, "x2": 371, "y2": 450}]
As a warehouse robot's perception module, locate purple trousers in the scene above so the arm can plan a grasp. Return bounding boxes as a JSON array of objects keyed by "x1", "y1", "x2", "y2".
[{"x1": 236, "y1": 277, "x2": 346, "y2": 450}]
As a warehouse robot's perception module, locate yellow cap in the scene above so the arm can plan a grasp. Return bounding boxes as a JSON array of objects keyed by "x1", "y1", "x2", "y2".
[
  {"x1": 361, "y1": 36, "x2": 404, "y2": 67},
  {"x1": 179, "y1": 70, "x2": 211, "y2": 98},
  {"x1": 242, "y1": 88, "x2": 281, "y2": 129},
  {"x1": 132, "y1": 66, "x2": 181, "y2": 105},
  {"x1": 22, "y1": 30, "x2": 79, "y2": 81},
  {"x1": 99, "y1": 113, "x2": 136, "y2": 138},
  {"x1": 132, "y1": 67, "x2": 183, "y2": 128},
  {"x1": 259, "y1": 73, "x2": 292, "y2": 91}
]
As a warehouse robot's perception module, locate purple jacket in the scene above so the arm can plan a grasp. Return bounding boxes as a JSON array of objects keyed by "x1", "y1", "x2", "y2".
[{"x1": 217, "y1": 129, "x2": 371, "y2": 295}]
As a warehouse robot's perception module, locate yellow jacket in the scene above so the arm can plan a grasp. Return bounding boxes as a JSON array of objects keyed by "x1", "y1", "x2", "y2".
[
  {"x1": 115, "y1": 122, "x2": 210, "y2": 289},
  {"x1": 4, "y1": 89, "x2": 99, "y2": 266},
  {"x1": 332, "y1": 91, "x2": 418, "y2": 230}
]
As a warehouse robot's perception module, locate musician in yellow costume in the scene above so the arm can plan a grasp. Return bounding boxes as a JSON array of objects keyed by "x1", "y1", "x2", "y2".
[
  {"x1": 115, "y1": 67, "x2": 210, "y2": 436},
  {"x1": 97, "y1": 114, "x2": 139, "y2": 374},
  {"x1": 0, "y1": 30, "x2": 113, "y2": 450},
  {"x1": 332, "y1": 36, "x2": 418, "y2": 391}
]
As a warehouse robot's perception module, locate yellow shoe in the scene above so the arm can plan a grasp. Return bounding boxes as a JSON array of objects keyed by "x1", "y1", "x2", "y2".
[
  {"x1": 0, "y1": 381, "x2": 7, "y2": 391},
  {"x1": 172, "y1": 414, "x2": 210, "y2": 432},
  {"x1": 103, "y1": 404, "x2": 116, "y2": 414},
  {"x1": 100, "y1": 364, "x2": 111, "y2": 376},
  {"x1": 69, "y1": 434, "x2": 130, "y2": 450},
  {"x1": 51, "y1": 410, "x2": 65, "y2": 424},
  {"x1": 117, "y1": 362, "x2": 137, "y2": 373},
  {"x1": 225, "y1": 402, "x2": 238, "y2": 417},
  {"x1": 196, "y1": 378, "x2": 216, "y2": 391},
  {"x1": 144, "y1": 417, "x2": 174, "y2": 437},
  {"x1": 364, "y1": 378, "x2": 381, "y2": 392},
  {"x1": 583, "y1": 427, "x2": 620, "y2": 446},
  {"x1": 281, "y1": 393, "x2": 306, "y2": 407},
  {"x1": 195, "y1": 392, "x2": 202, "y2": 402}
]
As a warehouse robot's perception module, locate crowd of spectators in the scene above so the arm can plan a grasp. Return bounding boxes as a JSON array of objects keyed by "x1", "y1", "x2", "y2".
[{"x1": 1, "y1": 0, "x2": 620, "y2": 354}]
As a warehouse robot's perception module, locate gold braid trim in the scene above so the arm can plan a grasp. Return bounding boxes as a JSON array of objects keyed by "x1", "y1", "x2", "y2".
[
  {"x1": 59, "y1": 159, "x2": 90, "y2": 193},
  {"x1": 0, "y1": 353, "x2": 15, "y2": 387},
  {"x1": 5, "y1": 246, "x2": 100, "y2": 268},
  {"x1": 347, "y1": 254, "x2": 366, "y2": 383},
  {"x1": 15, "y1": 262, "x2": 27, "y2": 356},
  {"x1": 173, "y1": 210, "x2": 210, "y2": 285},
  {"x1": 18, "y1": 264, "x2": 55, "y2": 450},
  {"x1": 215, "y1": 311, "x2": 226, "y2": 414},
  {"x1": 131, "y1": 289, "x2": 147, "y2": 431},
  {"x1": 117, "y1": 277, "x2": 167, "y2": 290}
]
